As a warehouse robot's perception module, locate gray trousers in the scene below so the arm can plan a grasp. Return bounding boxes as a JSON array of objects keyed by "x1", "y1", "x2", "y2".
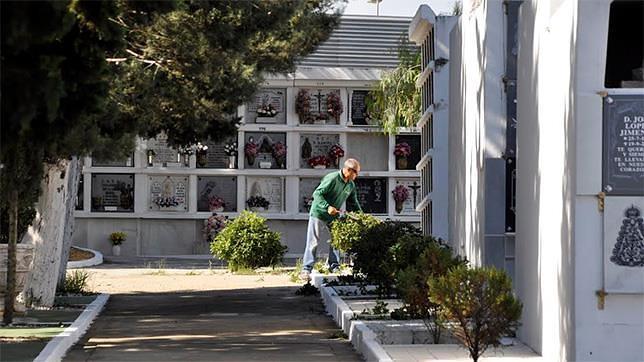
[{"x1": 302, "y1": 216, "x2": 340, "y2": 271}]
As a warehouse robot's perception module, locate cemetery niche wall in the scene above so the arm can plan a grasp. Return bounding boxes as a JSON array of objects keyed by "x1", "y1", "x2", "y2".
[
  {"x1": 393, "y1": 179, "x2": 422, "y2": 214},
  {"x1": 295, "y1": 88, "x2": 343, "y2": 125},
  {"x1": 149, "y1": 175, "x2": 189, "y2": 212},
  {"x1": 299, "y1": 178, "x2": 322, "y2": 213},
  {"x1": 195, "y1": 138, "x2": 237, "y2": 169},
  {"x1": 246, "y1": 177, "x2": 284, "y2": 213},
  {"x1": 349, "y1": 89, "x2": 377, "y2": 126},
  {"x1": 92, "y1": 153, "x2": 133, "y2": 167},
  {"x1": 300, "y1": 134, "x2": 341, "y2": 169},
  {"x1": 146, "y1": 133, "x2": 183, "y2": 168},
  {"x1": 394, "y1": 135, "x2": 421, "y2": 170},
  {"x1": 197, "y1": 176, "x2": 237, "y2": 212},
  {"x1": 355, "y1": 177, "x2": 388, "y2": 214},
  {"x1": 243, "y1": 132, "x2": 287, "y2": 169},
  {"x1": 246, "y1": 88, "x2": 286, "y2": 124},
  {"x1": 91, "y1": 174, "x2": 134, "y2": 212},
  {"x1": 347, "y1": 133, "x2": 388, "y2": 171}
]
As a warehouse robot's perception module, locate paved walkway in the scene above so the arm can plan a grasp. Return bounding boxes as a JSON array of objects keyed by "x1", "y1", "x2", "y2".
[{"x1": 64, "y1": 262, "x2": 361, "y2": 361}]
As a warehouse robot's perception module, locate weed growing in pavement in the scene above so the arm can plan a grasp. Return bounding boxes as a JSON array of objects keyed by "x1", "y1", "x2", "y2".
[
  {"x1": 185, "y1": 269, "x2": 201, "y2": 276},
  {"x1": 233, "y1": 267, "x2": 258, "y2": 275},
  {"x1": 58, "y1": 270, "x2": 93, "y2": 295},
  {"x1": 289, "y1": 258, "x2": 304, "y2": 283},
  {"x1": 144, "y1": 259, "x2": 167, "y2": 275}
]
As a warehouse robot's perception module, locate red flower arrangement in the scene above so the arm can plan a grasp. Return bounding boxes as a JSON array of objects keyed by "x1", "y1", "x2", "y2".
[
  {"x1": 208, "y1": 196, "x2": 226, "y2": 211},
  {"x1": 244, "y1": 140, "x2": 259, "y2": 157},
  {"x1": 328, "y1": 144, "x2": 345, "y2": 159},
  {"x1": 272, "y1": 141, "x2": 287, "y2": 158},
  {"x1": 392, "y1": 185, "x2": 410, "y2": 202},
  {"x1": 326, "y1": 91, "x2": 343, "y2": 121},
  {"x1": 394, "y1": 142, "x2": 412, "y2": 157},
  {"x1": 295, "y1": 89, "x2": 312, "y2": 122},
  {"x1": 308, "y1": 155, "x2": 330, "y2": 168}
]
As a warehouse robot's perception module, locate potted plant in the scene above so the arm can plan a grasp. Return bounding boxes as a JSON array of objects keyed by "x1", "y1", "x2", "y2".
[
  {"x1": 295, "y1": 89, "x2": 312, "y2": 123},
  {"x1": 308, "y1": 155, "x2": 330, "y2": 169},
  {"x1": 247, "y1": 195, "x2": 270, "y2": 212},
  {"x1": 203, "y1": 213, "x2": 227, "y2": 243},
  {"x1": 244, "y1": 139, "x2": 259, "y2": 166},
  {"x1": 272, "y1": 141, "x2": 287, "y2": 168},
  {"x1": 208, "y1": 196, "x2": 226, "y2": 213},
  {"x1": 326, "y1": 91, "x2": 343, "y2": 123},
  {"x1": 328, "y1": 144, "x2": 345, "y2": 168},
  {"x1": 392, "y1": 184, "x2": 410, "y2": 213},
  {"x1": 109, "y1": 231, "x2": 127, "y2": 256},
  {"x1": 196, "y1": 142, "x2": 209, "y2": 168},
  {"x1": 224, "y1": 141, "x2": 238, "y2": 169},
  {"x1": 394, "y1": 142, "x2": 412, "y2": 169}
]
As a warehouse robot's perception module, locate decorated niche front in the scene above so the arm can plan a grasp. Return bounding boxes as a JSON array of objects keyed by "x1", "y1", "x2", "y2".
[
  {"x1": 355, "y1": 177, "x2": 388, "y2": 214},
  {"x1": 91, "y1": 174, "x2": 134, "y2": 212},
  {"x1": 246, "y1": 177, "x2": 284, "y2": 213},
  {"x1": 393, "y1": 179, "x2": 421, "y2": 214},
  {"x1": 243, "y1": 132, "x2": 287, "y2": 169},
  {"x1": 295, "y1": 88, "x2": 342, "y2": 125},
  {"x1": 246, "y1": 88, "x2": 286, "y2": 124},
  {"x1": 300, "y1": 134, "x2": 341, "y2": 169},
  {"x1": 394, "y1": 135, "x2": 421, "y2": 170},
  {"x1": 197, "y1": 176, "x2": 237, "y2": 212},
  {"x1": 299, "y1": 178, "x2": 322, "y2": 213},
  {"x1": 603, "y1": 197, "x2": 644, "y2": 293},
  {"x1": 147, "y1": 133, "x2": 181, "y2": 167},
  {"x1": 195, "y1": 137, "x2": 237, "y2": 169},
  {"x1": 149, "y1": 175, "x2": 189, "y2": 212},
  {"x1": 349, "y1": 89, "x2": 377, "y2": 126},
  {"x1": 346, "y1": 133, "x2": 388, "y2": 171}
]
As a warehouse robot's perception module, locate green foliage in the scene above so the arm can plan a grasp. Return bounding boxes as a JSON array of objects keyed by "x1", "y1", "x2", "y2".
[
  {"x1": 0, "y1": 206, "x2": 36, "y2": 244},
  {"x1": 109, "y1": 232, "x2": 127, "y2": 246},
  {"x1": 429, "y1": 266, "x2": 522, "y2": 362},
  {"x1": 367, "y1": 37, "x2": 421, "y2": 134},
  {"x1": 329, "y1": 212, "x2": 381, "y2": 252},
  {"x1": 58, "y1": 270, "x2": 92, "y2": 295},
  {"x1": 395, "y1": 239, "x2": 467, "y2": 343},
  {"x1": 211, "y1": 210, "x2": 286, "y2": 271},
  {"x1": 350, "y1": 221, "x2": 420, "y2": 296}
]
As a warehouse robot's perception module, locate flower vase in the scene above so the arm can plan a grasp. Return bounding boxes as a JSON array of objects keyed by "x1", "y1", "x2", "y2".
[
  {"x1": 276, "y1": 156, "x2": 286, "y2": 169},
  {"x1": 250, "y1": 207, "x2": 265, "y2": 213},
  {"x1": 396, "y1": 157, "x2": 408, "y2": 169},
  {"x1": 228, "y1": 156, "x2": 236, "y2": 169},
  {"x1": 395, "y1": 200, "x2": 404, "y2": 213},
  {"x1": 197, "y1": 153, "x2": 207, "y2": 168},
  {"x1": 247, "y1": 155, "x2": 256, "y2": 166},
  {"x1": 313, "y1": 165, "x2": 327, "y2": 169},
  {"x1": 112, "y1": 245, "x2": 121, "y2": 256},
  {"x1": 183, "y1": 154, "x2": 191, "y2": 167}
]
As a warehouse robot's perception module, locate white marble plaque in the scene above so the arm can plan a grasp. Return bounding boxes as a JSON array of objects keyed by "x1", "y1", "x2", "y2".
[
  {"x1": 147, "y1": 133, "x2": 180, "y2": 166},
  {"x1": 300, "y1": 134, "x2": 340, "y2": 168},
  {"x1": 246, "y1": 177, "x2": 284, "y2": 213},
  {"x1": 393, "y1": 179, "x2": 422, "y2": 214},
  {"x1": 149, "y1": 175, "x2": 189, "y2": 212},
  {"x1": 604, "y1": 197, "x2": 644, "y2": 292},
  {"x1": 247, "y1": 88, "x2": 286, "y2": 124}
]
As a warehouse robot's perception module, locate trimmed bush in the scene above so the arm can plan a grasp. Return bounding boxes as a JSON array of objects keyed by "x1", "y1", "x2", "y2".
[
  {"x1": 429, "y1": 266, "x2": 522, "y2": 362},
  {"x1": 329, "y1": 212, "x2": 381, "y2": 252},
  {"x1": 211, "y1": 210, "x2": 286, "y2": 271}
]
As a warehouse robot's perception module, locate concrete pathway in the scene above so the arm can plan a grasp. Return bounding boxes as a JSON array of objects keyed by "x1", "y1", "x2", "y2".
[{"x1": 64, "y1": 267, "x2": 361, "y2": 361}]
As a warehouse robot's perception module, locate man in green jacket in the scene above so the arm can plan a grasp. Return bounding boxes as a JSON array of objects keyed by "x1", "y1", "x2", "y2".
[{"x1": 300, "y1": 158, "x2": 362, "y2": 280}]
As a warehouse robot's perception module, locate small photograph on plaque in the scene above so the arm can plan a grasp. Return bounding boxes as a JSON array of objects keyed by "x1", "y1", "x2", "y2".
[
  {"x1": 349, "y1": 89, "x2": 377, "y2": 126},
  {"x1": 246, "y1": 177, "x2": 284, "y2": 213},
  {"x1": 300, "y1": 134, "x2": 342, "y2": 169},
  {"x1": 295, "y1": 88, "x2": 343, "y2": 125},
  {"x1": 91, "y1": 174, "x2": 134, "y2": 212},
  {"x1": 195, "y1": 138, "x2": 238, "y2": 169},
  {"x1": 393, "y1": 179, "x2": 421, "y2": 214},
  {"x1": 355, "y1": 177, "x2": 388, "y2": 214},
  {"x1": 246, "y1": 88, "x2": 286, "y2": 124},
  {"x1": 149, "y1": 175, "x2": 189, "y2": 212},
  {"x1": 394, "y1": 135, "x2": 421, "y2": 170},
  {"x1": 197, "y1": 176, "x2": 237, "y2": 212},
  {"x1": 299, "y1": 178, "x2": 322, "y2": 213},
  {"x1": 244, "y1": 132, "x2": 287, "y2": 169}
]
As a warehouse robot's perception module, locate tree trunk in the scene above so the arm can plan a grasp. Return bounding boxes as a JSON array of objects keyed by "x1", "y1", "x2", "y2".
[
  {"x1": 56, "y1": 157, "x2": 81, "y2": 288},
  {"x1": 2, "y1": 190, "x2": 19, "y2": 325},
  {"x1": 22, "y1": 160, "x2": 71, "y2": 308}
]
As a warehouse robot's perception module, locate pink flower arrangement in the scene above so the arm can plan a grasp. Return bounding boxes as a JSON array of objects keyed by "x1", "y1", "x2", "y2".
[
  {"x1": 203, "y1": 213, "x2": 227, "y2": 242},
  {"x1": 392, "y1": 185, "x2": 410, "y2": 202},
  {"x1": 208, "y1": 196, "x2": 226, "y2": 211},
  {"x1": 328, "y1": 144, "x2": 345, "y2": 159},
  {"x1": 394, "y1": 142, "x2": 412, "y2": 157},
  {"x1": 244, "y1": 140, "x2": 259, "y2": 157},
  {"x1": 272, "y1": 141, "x2": 287, "y2": 158},
  {"x1": 308, "y1": 155, "x2": 330, "y2": 168},
  {"x1": 326, "y1": 91, "x2": 343, "y2": 121}
]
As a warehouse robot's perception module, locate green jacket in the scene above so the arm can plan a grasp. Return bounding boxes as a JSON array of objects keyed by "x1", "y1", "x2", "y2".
[{"x1": 310, "y1": 170, "x2": 362, "y2": 223}]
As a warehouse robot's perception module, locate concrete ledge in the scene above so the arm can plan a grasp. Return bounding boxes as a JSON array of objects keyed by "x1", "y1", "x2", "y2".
[
  {"x1": 67, "y1": 247, "x2": 103, "y2": 269},
  {"x1": 34, "y1": 293, "x2": 109, "y2": 362}
]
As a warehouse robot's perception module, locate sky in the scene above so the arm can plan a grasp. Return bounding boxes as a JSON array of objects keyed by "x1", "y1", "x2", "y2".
[{"x1": 342, "y1": 0, "x2": 458, "y2": 17}]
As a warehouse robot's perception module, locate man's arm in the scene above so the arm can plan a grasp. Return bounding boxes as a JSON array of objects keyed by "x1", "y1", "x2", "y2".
[{"x1": 312, "y1": 176, "x2": 333, "y2": 210}]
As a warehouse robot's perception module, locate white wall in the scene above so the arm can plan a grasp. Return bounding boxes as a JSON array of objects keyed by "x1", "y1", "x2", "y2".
[
  {"x1": 573, "y1": 1, "x2": 644, "y2": 361},
  {"x1": 515, "y1": 0, "x2": 577, "y2": 360}
]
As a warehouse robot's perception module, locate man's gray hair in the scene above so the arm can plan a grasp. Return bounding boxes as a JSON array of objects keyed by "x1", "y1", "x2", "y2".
[{"x1": 343, "y1": 158, "x2": 360, "y2": 170}]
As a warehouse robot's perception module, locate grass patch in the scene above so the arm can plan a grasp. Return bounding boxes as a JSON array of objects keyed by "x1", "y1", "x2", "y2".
[
  {"x1": 143, "y1": 259, "x2": 167, "y2": 275},
  {"x1": 0, "y1": 326, "x2": 66, "y2": 339},
  {"x1": 185, "y1": 270, "x2": 202, "y2": 276}
]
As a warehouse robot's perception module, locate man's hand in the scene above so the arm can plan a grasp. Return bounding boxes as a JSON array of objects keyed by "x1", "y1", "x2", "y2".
[{"x1": 327, "y1": 206, "x2": 339, "y2": 216}]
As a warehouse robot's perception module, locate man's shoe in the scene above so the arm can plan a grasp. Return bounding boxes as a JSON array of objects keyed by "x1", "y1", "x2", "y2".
[{"x1": 299, "y1": 269, "x2": 311, "y2": 281}]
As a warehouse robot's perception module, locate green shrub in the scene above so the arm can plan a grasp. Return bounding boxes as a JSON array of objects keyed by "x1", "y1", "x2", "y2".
[
  {"x1": 395, "y1": 240, "x2": 467, "y2": 343},
  {"x1": 109, "y1": 231, "x2": 126, "y2": 246},
  {"x1": 58, "y1": 269, "x2": 92, "y2": 295},
  {"x1": 429, "y1": 266, "x2": 522, "y2": 362},
  {"x1": 211, "y1": 210, "x2": 286, "y2": 271},
  {"x1": 329, "y1": 212, "x2": 381, "y2": 252},
  {"x1": 350, "y1": 221, "x2": 420, "y2": 296},
  {"x1": 390, "y1": 233, "x2": 433, "y2": 272}
]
